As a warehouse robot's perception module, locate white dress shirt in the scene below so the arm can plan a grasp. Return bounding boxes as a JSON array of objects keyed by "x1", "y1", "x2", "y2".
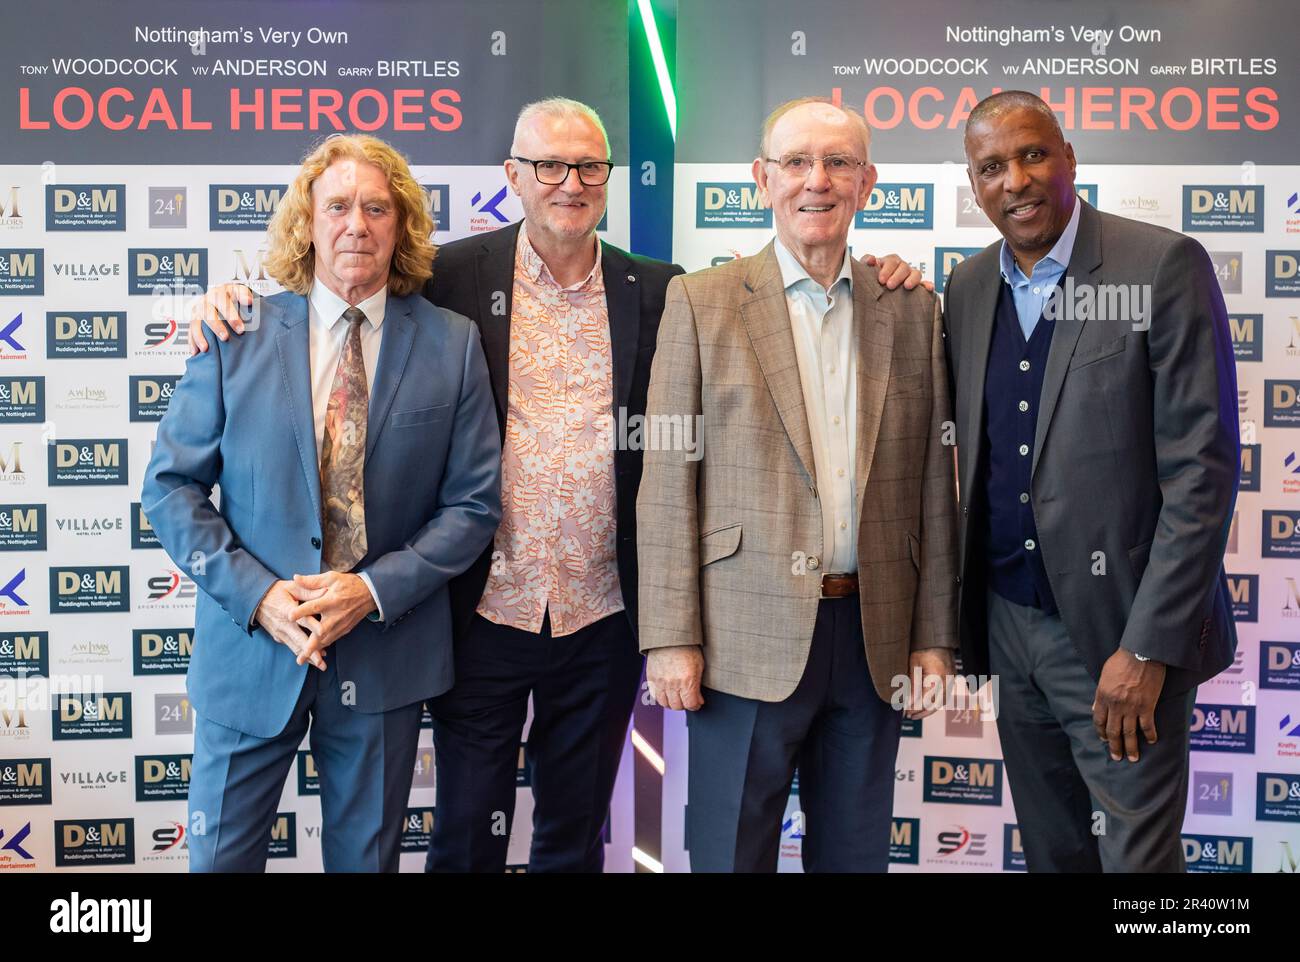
[
  {"x1": 774, "y1": 239, "x2": 858, "y2": 574},
  {"x1": 307, "y1": 278, "x2": 387, "y2": 618}
]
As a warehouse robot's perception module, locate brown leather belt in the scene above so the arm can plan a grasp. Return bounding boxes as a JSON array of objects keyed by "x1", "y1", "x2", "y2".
[{"x1": 820, "y1": 573, "x2": 859, "y2": 598}]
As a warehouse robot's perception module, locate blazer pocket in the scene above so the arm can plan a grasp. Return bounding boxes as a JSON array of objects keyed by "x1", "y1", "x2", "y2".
[
  {"x1": 907, "y1": 531, "x2": 921, "y2": 570},
  {"x1": 699, "y1": 522, "x2": 742, "y2": 567},
  {"x1": 1128, "y1": 539, "x2": 1153, "y2": 579},
  {"x1": 1068, "y1": 335, "x2": 1128, "y2": 371},
  {"x1": 392, "y1": 404, "x2": 450, "y2": 428},
  {"x1": 887, "y1": 371, "x2": 926, "y2": 398}
]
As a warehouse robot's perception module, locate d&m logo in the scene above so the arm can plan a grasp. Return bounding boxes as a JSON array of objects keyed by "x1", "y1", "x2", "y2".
[
  {"x1": 934, "y1": 248, "x2": 983, "y2": 294},
  {"x1": 1075, "y1": 184, "x2": 1098, "y2": 206},
  {"x1": 1227, "y1": 573, "x2": 1257, "y2": 622},
  {"x1": 421, "y1": 184, "x2": 450, "y2": 232},
  {"x1": 855, "y1": 183, "x2": 932, "y2": 229},
  {"x1": 52, "y1": 693, "x2": 132, "y2": 740},
  {"x1": 696, "y1": 183, "x2": 770, "y2": 228},
  {"x1": 1265, "y1": 380, "x2": 1300, "y2": 427},
  {"x1": 1262, "y1": 510, "x2": 1300, "y2": 558},
  {"x1": 922, "y1": 755, "x2": 1003, "y2": 805},
  {"x1": 0, "y1": 757, "x2": 51, "y2": 805},
  {"x1": 889, "y1": 816, "x2": 919, "y2": 864},
  {"x1": 0, "y1": 821, "x2": 34, "y2": 868},
  {"x1": 1003, "y1": 824, "x2": 1026, "y2": 871},
  {"x1": 55, "y1": 819, "x2": 134, "y2": 866},
  {"x1": 401, "y1": 807, "x2": 435, "y2": 853},
  {"x1": 46, "y1": 311, "x2": 125, "y2": 358},
  {"x1": 1229, "y1": 314, "x2": 1262, "y2": 362},
  {"x1": 135, "y1": 754, "x2": 191, "y2": 802},
  {"x1": 132, "y1": 628, "x2": 191, "y2": 675},
  {"x1": 900, "y1": 716, "x2": 922, "y2": 738},
  {"x1": 48, "y1": 439, "x2": 127, "y2": 486},
  {"x1": 128, "y1": 249, "x2": 207, "y2": 295},
  {"x1": 1182, "y1": 186, "x2": 1264, "y2": 232},
  {"x1": 1189, "y1": 704, "x2": 1255, "y2": 753},
  {"x1": 0, "y1": 631, "x2": 47, "y2": 676},
  {"x1": 0, "y1": 312, "x2": 25, "y2": 360},
  {"x1": 149, "y1": 186, "x2": 187, "y2": 229},
  {"x1": 0, "y1": 567, "x2": 30, "y2": 614},
  {"x1": 49, "y1": 565, "x2": 129, "y2": 613},
  {"x1": 1182, "y1": 834, "x2": 1250, "y2": 873},
  {"x1": 129, "y1": 375, "x2": 177, "y2": 422},
  {"x1": 1257, "y1": 773, "x2": 1300, "y2": 822},
  {"x1": 1267, "y1": 251, "x2": 1300, "y2": 297},
  {"x1": 296, "y1": 750, "x2": 320, "y2": 795},
  {"x1": 0, "y1": 376, "x2": 44, "y2": 423},
  {"x1": 0, "y1": 504, "x2": 45, "y2": 551},
  {"x1": 268, "y1": 812, "x2": 296, "y2": 859},
  {"x1": 209, "y1": 185, "x2": 285, "y2": 230},
  {"x1": 130, "y1": 502, "x2": 158, "y2": 549},
  {"x1": 1239, "y1": 444, "x2": 1260, "y2": 492},
  {"x1": 1192, "y1": 771, "x2": 1233, "y2": 815},
  {"x1": 46, "y1": 185, "x2": 125, "y2": 230},
  {"x1": 1261, "y1": 641, "x2": 1300, "y2": 690},
  {"x1": 0, "y1": 250, "x2": 42, "y2": 295}
]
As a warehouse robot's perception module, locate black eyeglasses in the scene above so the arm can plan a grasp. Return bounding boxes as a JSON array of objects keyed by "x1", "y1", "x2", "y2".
[{"x1": 512, "y1": 156, "x2": 614, "y2": 186}]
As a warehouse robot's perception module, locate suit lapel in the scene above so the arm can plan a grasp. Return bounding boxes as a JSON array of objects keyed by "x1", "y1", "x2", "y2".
[
  {"x1": 851, "y1": 261, "x2": 894, "y2": 513},
  {"x1": 959, "y1": 263, "x2": 1000, "y2": 489},
  {"x1": 274, "y1": 296, "x2": 322, "y2": 524},
  {"x1": 739, "y1": 244, "x2": 817, "y2": 486},
  {"x1": 1032, "y1": 201, "x2": 1103, "y2": 477},
  {"x1": 365, "y1": 295, "x2": 415, "y2": 460},
  {"x1": 602, "y1": 245, "x2": 640, "y2": 411},
  {"x1": 474, "y1": 222, "x2": 521, "y2": 430}
]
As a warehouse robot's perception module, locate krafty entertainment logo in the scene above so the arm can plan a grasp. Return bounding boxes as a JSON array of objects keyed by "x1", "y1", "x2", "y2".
[
  {"x1": 1182, "y1": 186, "x2": 1264, "y2": 233},
  {"x1": 0, "y1": 758, "x2": 50, "y2": 805},
  {"x1": 889, "y1": 817, "x2": 919, "y2": 864},
  {"x1": 49, "y1": 565, "x2": 130, "y2": 613},
  {"x1": 134, "y1": 754, "x2": 191, "y2": 802},
  {"x1": 1261, "y1": 641, "x2": 1300, "y2": 690},
  {"x1": 1189, "y1": 704, "x2": 1255, "y2": 753},
  {"x1": 1228, "y1": 313, "x2": 1263, "y2": 362},
  {"x1": 128, "y1": 375, "x2": 177, "y2": 422},
  {"x1": 0, "y1": 504, "x2": 46, "y2": 551},
  {"x1": 1265, "y1": 380, "x2": 1300, "y2": 427},
  {"x1": 128, "y1": 249, "x2": 207, "y2": 296},
  {"x1": 935, "y1": 247, "x2": 983, "y2": 294},
  {"x1": 1182, "y1": 834, "x2": 1250, "y2": 874},
  {"x1": 1256, "y1": 773, "x2": 1300, "y2": 822},
  {"x1": 209, "y1": 185, "x2": 285, "y2": 231},
  {"x1": 696, "y1": 183, "x2": 771, "y2": 228},
  {"x1": 0, "y1": 250, "x2": 42, "y2": 295},
  {"x1": 132, "y1": 629, "x2": 191, "y2": 676},
  {"x1": 1262, "y1": 509, "x2": 1300, "y2": 558},
  {"x1": 54, "y1": 819, "x2": 134, "y2": 866},
  {"x1": 1227, "y1": 573, "x2": 1257, "y2": 622},
  {"x1": 922, "y1": 755, "x2": 1003, "y2": 805},
  {"x1": 46, "y1": 311, "x2": 125, "y2": 358},
  {"x1": 0, "y1": 377, "x2": 43, "y2": 423},
  {"x1": 48, "y1": 439, "x2": 127, "y2": 486},
  {"x1": 52, "y1": 693, "x2": 132, "y2": 740},
  {"x1": 1267, "y1": 251, "x2": 1300, "y2": 297},
  {"x1": 45, "y1": 185, "x2": 125, "y2": 231},
  {"x1": 855, "y1": 183, "x2": 933, "y2": 229},
  {"x1": 0, "y1": 312, "x2": 25, "y2": 360}
]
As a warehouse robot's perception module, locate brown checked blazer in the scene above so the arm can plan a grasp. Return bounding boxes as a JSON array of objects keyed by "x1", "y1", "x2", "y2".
[{"x1": 637, "y1": 242, "x2": 959, "y2": 704}]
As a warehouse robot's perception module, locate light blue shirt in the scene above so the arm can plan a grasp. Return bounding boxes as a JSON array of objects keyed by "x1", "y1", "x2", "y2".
[{"x1": 998, "y1": 196, "x2": 1082, "y2": 340}]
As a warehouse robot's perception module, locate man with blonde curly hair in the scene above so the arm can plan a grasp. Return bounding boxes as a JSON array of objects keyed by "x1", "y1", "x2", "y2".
[{"x1": 143, "y1": 134, "x2": 501, "y2": 872}]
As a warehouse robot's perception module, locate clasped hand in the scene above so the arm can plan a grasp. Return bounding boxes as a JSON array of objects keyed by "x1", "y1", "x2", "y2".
[{"x1": 253, "y1": 572, "x2": 377, "y2": 670}]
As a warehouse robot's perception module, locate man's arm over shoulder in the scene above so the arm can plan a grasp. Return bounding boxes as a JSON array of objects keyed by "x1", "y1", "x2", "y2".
[
  {"x1": 141, "y1": 338, "x2": 277, "y2": 633},
  {"x1": 1121, "y1": 233, "x2": 1239, "y2": 668},
  {"x1": 360, "y1": 312, "x2": 502, "y2": 624},
  {"x1": 637, "y1": 273, "x2": 704, "y2": 652}
]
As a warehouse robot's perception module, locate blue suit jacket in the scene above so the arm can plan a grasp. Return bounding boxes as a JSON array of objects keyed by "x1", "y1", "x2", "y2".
[{"x1": 142, "y1": 289, "x2": 502, "y2": 738}]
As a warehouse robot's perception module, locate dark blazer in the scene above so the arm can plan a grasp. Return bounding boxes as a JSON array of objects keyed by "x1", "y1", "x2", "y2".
[
  {"x1": 943, "y1": 200, "x2": 1240, "y2": 694},
  {"x1": 424, "y1": 220, "x2": 685, "y2": 638}
]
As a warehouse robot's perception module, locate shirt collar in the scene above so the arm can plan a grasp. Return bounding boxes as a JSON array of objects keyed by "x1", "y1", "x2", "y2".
[
  {"x1": 773, "y1": 236, "x2": 853, "y2": 297},
  {"x1": 309, "y1": 277, "x2": 387, "y2": 331},
  {"x1": 516, "y1": 220, "x2": 603, "y2": 291},
  {"x1": 999, "y1": 193, "x2": 1082, "y2": 285}
]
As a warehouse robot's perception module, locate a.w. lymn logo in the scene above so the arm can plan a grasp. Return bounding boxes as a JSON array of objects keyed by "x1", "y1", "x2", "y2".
[
  {"x1": 209, "y1": 185, "x2": 285, "y2": 231},
  {"x1": 696, "y1": 182, "x2": 770, "y2": 228},
  {"x1": 46, "y1": 185, "x2": 125, "y2": 231}
]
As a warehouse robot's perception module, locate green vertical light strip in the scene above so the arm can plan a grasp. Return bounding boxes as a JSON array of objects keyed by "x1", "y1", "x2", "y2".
[{"x1": 635, "y1": 0, "x2": 676, "y2": 140}]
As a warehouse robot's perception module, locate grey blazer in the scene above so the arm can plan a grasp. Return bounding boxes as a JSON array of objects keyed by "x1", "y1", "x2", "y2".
[{"x1": 943, "y1": 200, "x2": 1239, "y2": 693}]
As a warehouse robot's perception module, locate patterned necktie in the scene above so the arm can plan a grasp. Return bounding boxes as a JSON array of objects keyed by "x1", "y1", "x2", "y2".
[{"x1": 320, "y1": 306, "x2": 368, "y2": 571}]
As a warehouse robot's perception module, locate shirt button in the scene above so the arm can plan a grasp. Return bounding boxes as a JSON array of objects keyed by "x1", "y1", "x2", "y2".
[
  {"x1": 1024, "y1": 538, "x2": 1037, "y2": 551},
  {"x1": 807, "y1": 555, "x2": 821, "y2": 570},
  {"x1": 839, "y1": 521, "x2": 848, "y2": 530},
  {"x1": 1019, "y1": 492, "x2": 1030, "y2": 504},
  {"x1": 1032, "y1": 286, "x2": 1041, "y2": 295},
  {"x1": 1019, "y1": 360, "x2": 1031, "y2": 372},
  {"x1": 833, "y1": 416, "x2": 841, "y2": 425},
  {"x1": 1018, "y1": 400, "x2": 1029, "y2": 412},
  {"x1": 828, "y1": 365, "x2": 836, "y2": 374},
  {"x1": 1018, "y1": 444, "x2": 1029, "y2": 456},
  {"x1": 837, "y1": 468, "x2": 845, "y2": 477}
]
